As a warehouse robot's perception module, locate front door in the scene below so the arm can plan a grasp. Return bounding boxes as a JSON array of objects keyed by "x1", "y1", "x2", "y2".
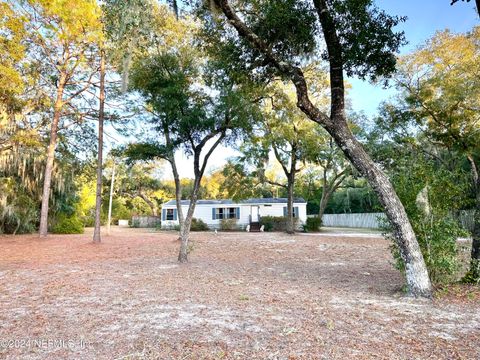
[{"x1": 251, "y1": 206, "x2": 259, "y2": 222}]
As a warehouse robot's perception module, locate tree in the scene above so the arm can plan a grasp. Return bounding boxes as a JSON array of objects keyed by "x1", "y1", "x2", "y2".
[
  {"x1": 309, "y1": 136, "x2": 352, "y2": 221},
  {"x1": 0, "y1": 2, "x2": 26, "y2": 109},
  {"x1": 15, "y1": 0, "x2": 103, "y2": 237},
  {"x1": 240, "y1": 82, "x2": 324, "y2": 233},
  {"x1": 395, "y1": 27, "x2": 480, "y2": 282},
  {"x1": 93, "y1": 48, "x2": 106, "y2": 243},
  {"x1": 116, "y1": 162, "x2": 164, "y2": 216},
  {"x1": 128, "y1": 47, "x2": 258, "y2": 262},
  {"x1": 220, "y1": 161, "x2": 274, "y2": 201},
  {"x1": 205, "y1": 0, "x2": 432, "y2": 297}
]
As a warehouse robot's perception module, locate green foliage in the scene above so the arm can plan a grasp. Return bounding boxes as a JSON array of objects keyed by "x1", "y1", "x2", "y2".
[
  {"x1": 199, "y1": 0, "x2": 318, "y2": 82},
  {"x1": 260, "y1": 216, "x2": 297, "y2": 232},
  {"x1": 388, "y1": 218, "x2": 466, "y2": 285},
  {"x1": 108, "y1": 199, "x2": 132, "y2": 223},
  {"x1": 304, "y1": 216, "x2": 322, "y2": 232},
  {"x1": 220, "y1": 218, "x2": 238, "y2": 231},
  {"x1": 0, "y1": 179, "x2": 38, "y2": 234},
  {"x1": 221, "y1": 161, "x2": 274, "y2": 201},
  {"x1": 190, "y1": 218, "x2": 209, "y2": 231},
  {"x1": 327, "y1": 0, "x2": 407, "y2": 80},
  {"x1": 323, "y1": 185, "x2": 381, "y2": 214},
  {"x1": 199, "y1": 0, "x2": 406, "y2": 83},
  {"x1": 52, "y1": 214, "x2": 84, "y2": 234},
  {"x1": 383, "y1": 155, "x2": 470, "y2": 285}
]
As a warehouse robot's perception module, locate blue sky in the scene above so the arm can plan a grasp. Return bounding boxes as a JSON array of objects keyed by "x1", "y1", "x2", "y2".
[
  {"x1": 164, "y1": 1, "x2": 479, "y2": 179},
  {"x1": 349, "y1": 0, "x2": 479, "y2": 117}
]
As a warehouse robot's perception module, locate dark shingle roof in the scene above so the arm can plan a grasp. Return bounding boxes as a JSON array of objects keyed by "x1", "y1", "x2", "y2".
[{"x1": 163, "y1": 197, "x2": 306, "y2": 206}]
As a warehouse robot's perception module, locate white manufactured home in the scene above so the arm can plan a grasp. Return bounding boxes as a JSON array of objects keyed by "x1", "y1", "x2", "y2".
[{"x1": 161, "y1": 198, "x2": 307, "y2": 230}]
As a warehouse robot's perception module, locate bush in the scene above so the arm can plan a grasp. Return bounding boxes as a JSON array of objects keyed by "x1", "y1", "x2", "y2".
[
  {"x1": 190, "y1": 217, "x2": 209, "y2": 231},
  {"x1": 52, "y1": 214, "x2": 84, "y2": 234},
  {"x1": 304, "y1": 216, "x2": 322, "y2": 232},
  {"x1": 220, "y1": 218, "x2": 238, "y2": 231},
  {"x1": 260, "y1": 216, "x2": 298, "y2": 232},
  {"x1": 386, "y1": 217, "x2": 466, "y2": 286}
]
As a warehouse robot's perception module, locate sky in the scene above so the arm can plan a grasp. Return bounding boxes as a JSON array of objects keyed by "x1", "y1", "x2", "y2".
[
  {"x1": 348, "y1": 0, "x2": 479, "y2": 117},
  {"x1": 149, "y1": 0, "x2": 480, "y2": 180}
]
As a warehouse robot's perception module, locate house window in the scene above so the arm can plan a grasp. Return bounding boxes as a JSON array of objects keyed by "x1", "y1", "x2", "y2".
[
  {"x1": 166, "y1": 209, "x2": 175, "y2": 220},
  {"x1": 215, "y1": 208, "x2": 225, "y2": 220},
  {"x1": 227, "y1": 207, "x2": 237, "y2": 219},
  {"x1": 283, "y1": 206, "x2": 299, "y2": 218},
  {"x1": 214, "y1": 207, "x2": 239, "y2": 220}
]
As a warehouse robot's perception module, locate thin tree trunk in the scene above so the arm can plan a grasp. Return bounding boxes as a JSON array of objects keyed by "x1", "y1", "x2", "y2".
[
  {"x1": 470, "y1": 197, "x2": 480, "y2": 282},
  {"x1": 93, "y1": 50, "x2": 106, "y2": 243},
  {"x1": 177, "y1": 132, "x2": 225, "y2": 262},
  {"x1": 466, "y1": 155, "x2": 480, "y2": 282},
  {"x1": 178, "y1": 178, "x2": 200, "y2": 263},
  {"x1": 318, "y1": 186, "x2": 330, "y2": 221},
  {"x1": 139, "y1": 192, "x2": 157, "y2": 216},
  {"x1": 107, "y1": 163, "x2": 115, "y2": 235},
  {"x1": 164, "y1": 128, "x2": 184, "y2": 234},
  {"x1": 170, "y1": 158, "x2": 184, "y2": 233},
  {"x1": 39, "y1": 75, "x2": 66, "y2": 237},
  {"x1": 286, "y1": 176, "x2": 295, "y2": 234}
]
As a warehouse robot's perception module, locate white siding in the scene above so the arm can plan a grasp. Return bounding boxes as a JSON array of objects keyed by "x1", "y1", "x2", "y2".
[{"x1": 161, "y1": 201, "x2": 307, "y2": 229}]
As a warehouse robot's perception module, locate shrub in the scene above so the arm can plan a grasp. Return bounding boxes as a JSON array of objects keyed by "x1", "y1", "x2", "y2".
[
  {"x1": 52, "y1": 214, "x2": 84, "y2": 234},
  {"x1": 386, "y1": 217, "x2": 467, "y2": 286},
  {"x1": 260, "y1": 216, "x2": 298, "y2": 232},
  {"x1": 220, "y1": 218, "x2": 238, "y2": 231},
  {"x1": 304, "y1": 216, "x2": 322, "y2": 232},
  {"x1": 190, "y1": 217, "x2": 209, "y2": 231}
]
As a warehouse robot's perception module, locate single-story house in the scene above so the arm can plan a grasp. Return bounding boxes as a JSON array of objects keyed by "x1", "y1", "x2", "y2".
[{"x1": 161, "y1": 198, "x2": 307, "y2": 230}]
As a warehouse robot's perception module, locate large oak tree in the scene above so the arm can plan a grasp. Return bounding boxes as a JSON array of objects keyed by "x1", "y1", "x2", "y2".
[{"x1": 203, "y1": 0, "x2": 432, "y2": 297}]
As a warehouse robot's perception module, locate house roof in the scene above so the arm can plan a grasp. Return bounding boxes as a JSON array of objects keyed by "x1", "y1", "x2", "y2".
[{"x1": 163, "y1": 197, "x2": 306, "y2": 206}]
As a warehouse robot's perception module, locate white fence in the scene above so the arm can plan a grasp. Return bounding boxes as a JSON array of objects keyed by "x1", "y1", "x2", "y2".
[
  {"x1": 318, "y1": 210, "x2": 476, "y2": 231},
  {"x1": 320, "y1": 212, "x2": 387, "y2": 229},
  {"x1": 131, "y1": 216, "x2": 161, "y2": 228}
]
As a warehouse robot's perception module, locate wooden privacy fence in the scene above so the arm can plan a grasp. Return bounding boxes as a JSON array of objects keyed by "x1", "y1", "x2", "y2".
[
  {"x1": 458, "y1": 210, "x2": 475, "y2": 232},
  {"x1": 131, "y1": 216, "x2": 161, "y2": 228},
  {"x1": 317, "y1": 210, "x2": 476, "y2": 231},
  {"x1": 320, "y1": 213, "x2": 387, "y2": 229}
]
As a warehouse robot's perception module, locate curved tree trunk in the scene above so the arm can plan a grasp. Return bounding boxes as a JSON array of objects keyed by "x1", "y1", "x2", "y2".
[
  {"x1": 213, "y1": 0, "x2": 432, "y2": 298},
  {"x1": 318, "y1": 186, "x2": 330, "y2": 222},
  {"x1": 178, "y1": 181, "x2": 200, "y2": 263},
  {"x1": 93, "y1": 50, "x2": 106, "y2": 243},
  {"x1": 138, "y1": 192, "x2": 157, "y2": 216},
  {"x1": 39, "y1": 77, "x2": 65, "y2": 237},
  {"x1": 286, "y1": 176, "x2": 295, "y2": 234},
  {"x1": 324, "y1": 121, "x2": 431, "y2": 297},
  {"x1": 170, "y1": 158, "x2": 184, "y2": 233}
]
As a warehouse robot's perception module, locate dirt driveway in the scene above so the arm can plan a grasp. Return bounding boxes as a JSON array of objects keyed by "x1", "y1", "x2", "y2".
[{"x1": 0, "y1": 228, "x2": 478, "y2": 359}]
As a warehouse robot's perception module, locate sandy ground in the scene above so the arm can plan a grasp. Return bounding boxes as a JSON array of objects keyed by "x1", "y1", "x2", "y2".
[{"x1": 0, "y1": 227, "x2": 479, "y2": 360}]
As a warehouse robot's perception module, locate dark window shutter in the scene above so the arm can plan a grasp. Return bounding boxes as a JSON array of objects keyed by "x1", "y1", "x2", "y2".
[
  {"x1": 212, "y1": 207, "x2": 216, "y2": 220},
  {"x1": 294, "y1": 207, "x2": 299, "y2": 218},
  {"x1": 173, "y1": 209, "x2": 177, "y2": 221},
  {"x1": 283, "y1": 206, "x2": 287, "y2": 217},
  {"x1": 236, "y1": 207, "x2": 240, "y2": 219},
  {"x1": 162, "y1": 209, "x2": 166, "y2": 221}
]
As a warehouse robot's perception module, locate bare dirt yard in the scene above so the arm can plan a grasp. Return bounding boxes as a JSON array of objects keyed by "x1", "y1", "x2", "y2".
[{"x1": 0, "y1": 228, "x2": 479, "y2": 359}]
